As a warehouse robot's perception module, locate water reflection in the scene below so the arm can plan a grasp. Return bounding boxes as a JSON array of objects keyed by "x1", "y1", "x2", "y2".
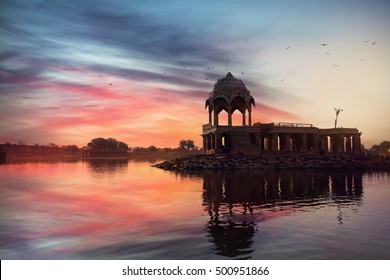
[
  {"x1": 85, "y1": 159, "x2": 128, "y2": 179},
  {"x1": 200, "y1": 169, "x2": 363, "y2": 259},
  {"x1": 2, "y1": 159, "x2": 389, "y2": 259}
]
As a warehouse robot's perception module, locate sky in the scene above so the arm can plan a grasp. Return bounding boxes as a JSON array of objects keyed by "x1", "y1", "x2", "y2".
[{"x1": 0, "y1": 0, "x2": 389, "y2": 148}]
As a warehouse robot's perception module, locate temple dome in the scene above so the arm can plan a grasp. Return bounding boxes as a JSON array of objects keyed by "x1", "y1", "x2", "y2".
[
  {"x1": 205, "y1": 72, "x2": 255, "y2": 127},
  {"x1": 211, "y1": 72, "x2": 250, "y2": 98}
]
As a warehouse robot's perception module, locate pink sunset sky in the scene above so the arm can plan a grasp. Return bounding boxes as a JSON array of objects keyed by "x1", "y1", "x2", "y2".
[{"x1": 1, "y1": 0, "x2": 389, "y2": 148}]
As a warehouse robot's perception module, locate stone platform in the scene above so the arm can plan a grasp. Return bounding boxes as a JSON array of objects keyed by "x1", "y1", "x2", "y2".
[{"x1": 153, "y1": 154, "x2": 390, "y2": 170}]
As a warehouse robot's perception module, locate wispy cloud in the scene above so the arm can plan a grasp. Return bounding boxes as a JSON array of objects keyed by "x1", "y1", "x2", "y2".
[{"x1": 1, "y1": 0, "x2": 389, "y2": 147}]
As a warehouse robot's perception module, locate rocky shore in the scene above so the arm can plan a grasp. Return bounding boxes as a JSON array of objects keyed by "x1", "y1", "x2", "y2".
[{"x1": 153, "y1": 154, "x2": 390, "y2": 170}]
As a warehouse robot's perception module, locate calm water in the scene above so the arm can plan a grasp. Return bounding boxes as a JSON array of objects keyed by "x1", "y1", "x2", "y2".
[{"x1": 0, "y1": 159, "x2": 389, "y2": 260}]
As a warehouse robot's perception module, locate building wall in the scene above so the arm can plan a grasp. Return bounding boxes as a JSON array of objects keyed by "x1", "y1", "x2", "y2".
[{"x1": 202, "y1": 124, "x2": 361, "y2": 155}]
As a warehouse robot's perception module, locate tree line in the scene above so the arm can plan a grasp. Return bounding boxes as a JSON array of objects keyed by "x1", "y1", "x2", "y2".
[
  {"x1": 87, "y1": 138, "x2": 200, "y2": 154},
  {"x1": 0, "y1": 138, "x2": 201, "y2": 156}
]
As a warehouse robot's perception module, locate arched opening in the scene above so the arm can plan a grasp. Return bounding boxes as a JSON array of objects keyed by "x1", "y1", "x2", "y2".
[
  {"x1": 231, "y1": 109, "x2": 243, "y2": 126},
  {"x1": 231, "y1": 96, "x2": 246, "y2": 126},
  {"x1": 213, "y1": 97, "x2": 229, "y2": 126},
  {"x1": 217, "y1": 109, "x2": 229, "y2": 126}
]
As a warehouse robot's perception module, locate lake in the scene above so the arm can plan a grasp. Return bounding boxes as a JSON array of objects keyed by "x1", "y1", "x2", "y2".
[{"x1": 0, "y1": 158, "x2": 389, "y2": 260}]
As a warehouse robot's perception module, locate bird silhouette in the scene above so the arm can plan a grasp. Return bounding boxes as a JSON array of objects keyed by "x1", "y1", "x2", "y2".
[
  {"x1": 333, "y1": 64, "x2": 339, "y2": 67},
  {"x1": 364, "y1": 40, "x2": 370, "y2": 43},
  {"x1": 326, "y1": 52, "x2": 330, "y2": 55},
  {"x1": 241, "y1": 72, "x2": 244, "y2": 75},
  {"x1": 320, "y1": 43, "x2": 328, "y2": 46},
  {"x1": 372, "y1": 41, "x2": 376, "y2": 45},
  {"x1": 285, "y1": 46, "x2": 290, "y2": 49},
  {"x1": 281, "y1": 78, "x2": 284, "y2": 82}
]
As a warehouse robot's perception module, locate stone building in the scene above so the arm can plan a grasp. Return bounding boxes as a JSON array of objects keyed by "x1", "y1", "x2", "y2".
[{"x1": 202, "y1": 72, "x2": 362, "y2": 155}]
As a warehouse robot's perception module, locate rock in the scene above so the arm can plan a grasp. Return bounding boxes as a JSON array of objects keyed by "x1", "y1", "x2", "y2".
[{"x1": 152, "y1": 154, "x2": 390, "y2": 171}]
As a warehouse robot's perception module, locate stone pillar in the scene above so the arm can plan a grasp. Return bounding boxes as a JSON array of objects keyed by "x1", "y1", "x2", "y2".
[
  {"x1": 260, "y1": 136, "x2": 265, "y2": 152},
  {"x1": 202, "y1": 136, "x2": 206, "y2": 154},
  {"x1": 345, "y1": 136, "x2": 352, "y2": 153},
  {"x1": 248, "y1": 109, "x2": 252, "y2": 126},
  {"x1": 211, "y1": 133, "x2": 216, "y2": 150},
  {"x1": 242, "y1": 110, "x2": 246, "y2": 126},
  {"x1": 324, "y1": 136, "x2": 329, "y2": 152},
  {"x1": 302, "y1": 133, "x2": 308, "y2": 152},
  {"x1": 313, "y1": 134, "x2": 319, "y2": 152},
  {"x1": 330, "y1": 136, "x2": 337, "y2": 152},
  {"x1": 285, "y1": 133, "x2": 291, "y2": 152},
  {"x1": 208, "y1": 110, "x2": 212, "y2": 124},
  {"x1": 272, "y1": 133, "x2": 279, "y2": 151},
  {"x1": 228, "y1": 111, "x2": 232, "y2": 126},
  {"x1": 215, "y1": 133, "x2": 220, "y2": 150},
  {"x1": 214, "y1": 111, "x2": 219, "y2": 126},
  {"x1": 266, "y1": 135, "x2": 271, "y2": 151},
  {"x1": 352, "y1": 134, "x2": 361, "y2": 153},
  {"x1": 339, "y1": 134, "x2": 345, "y2": 152},
  {"x1": 207, "y1": 134, "x2": 212, "y2": 150}
]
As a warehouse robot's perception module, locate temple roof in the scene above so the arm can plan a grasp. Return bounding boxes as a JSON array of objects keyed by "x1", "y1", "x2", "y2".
[
  {"x1": 211, "y1": 72, "x2": 250, "y2": 98},
  {"x1": 206, "y1": 72, "x2": 255, "y2": 110}
]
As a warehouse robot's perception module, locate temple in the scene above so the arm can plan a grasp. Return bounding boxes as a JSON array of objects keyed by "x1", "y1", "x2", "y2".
[{"x1": 202, "y1": 72, "x2": 362, "y2": 155}]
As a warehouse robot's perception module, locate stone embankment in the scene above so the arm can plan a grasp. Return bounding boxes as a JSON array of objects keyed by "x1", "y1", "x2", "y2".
[{"x1": 153, "y1": 154, "x2": 390, "y2": 170}]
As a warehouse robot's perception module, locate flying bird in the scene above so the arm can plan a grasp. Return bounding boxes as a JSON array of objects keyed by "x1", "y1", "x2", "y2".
[
  {"x1": 333, "y1": 64, "x2": 339, "y2": 67},
  {"x1": 326, "y1": 52, "x2": 330, "y2": 55},
  {"x1": 320, "y1": 43, "x2": 328, "y2": 46},
  {"x1": 372, "y1": 41, "x2": 376, "y2": 45},
  {"x1": 285, "y1": 46, "x2": 290, "y2": 49},
  {"x1": 241, "y1": 72, "x2": 244, "y2": 75},
  {"x1": 281, "y1": 78, "x2": 284, "y2": 82}
]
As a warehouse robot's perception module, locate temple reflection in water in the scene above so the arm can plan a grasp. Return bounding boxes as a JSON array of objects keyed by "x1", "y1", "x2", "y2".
[{"x1": 200, "y1": 169, "x2": 363, "y2": 259}]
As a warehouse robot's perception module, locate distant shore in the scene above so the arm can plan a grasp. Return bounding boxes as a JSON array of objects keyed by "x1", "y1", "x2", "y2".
[
  {"x1": 153, "y1": 154, "x2": 390, "y2": 170},
  {"x1": 2, "y1": 153, "x2": 188, "y2": 164}
]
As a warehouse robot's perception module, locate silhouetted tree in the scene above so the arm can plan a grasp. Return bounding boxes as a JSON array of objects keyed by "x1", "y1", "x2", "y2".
[
  {"x1": 87, "y1": 138, "x2": 128, "y2": 150},
  {"x1": 179, "y1": 139, "x2": 195, "y2": 150},
  {"x1": 146, "y1": 145, "x2": 158, "y2": 152},
  {"x1": 371, "y1": 141, "x2": 390, "y2": 155},
  {"x1": 48, "y1": 143, "x2": 58, "y2": 148}
]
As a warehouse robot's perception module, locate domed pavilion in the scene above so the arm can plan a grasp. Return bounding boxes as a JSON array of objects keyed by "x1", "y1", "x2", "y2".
[
  {"x1": 202, "y1": 72, "x2": 362, "y2": 155},
  {"x1": 205, "y1": 72, "x2": 255, "y2": 127}
]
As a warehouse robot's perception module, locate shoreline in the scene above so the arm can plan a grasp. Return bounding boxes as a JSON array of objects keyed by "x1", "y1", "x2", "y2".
[
  {"x1": 153, "y1": 154, "x2": 390, "y2": 170},
  {"x1": 1, "y1": 153, "x2": 188, "y2": 164}
]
